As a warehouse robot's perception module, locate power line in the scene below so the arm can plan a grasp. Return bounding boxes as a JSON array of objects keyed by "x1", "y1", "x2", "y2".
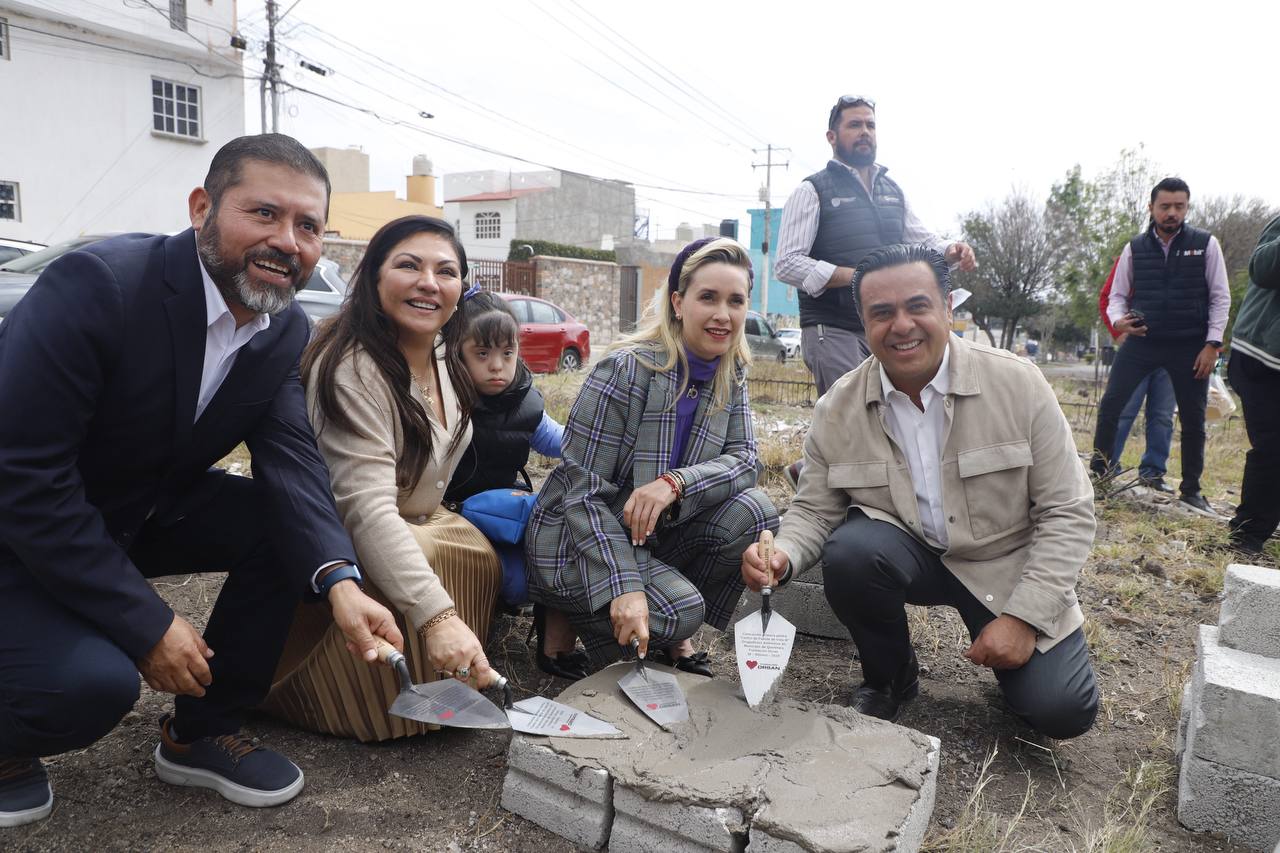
[
  {"x1": 559, "y1": 0, "x2": 770, "y2": 147},
  {"x1": 6, "y1": 22, "x2": 256, "y2": 79}
]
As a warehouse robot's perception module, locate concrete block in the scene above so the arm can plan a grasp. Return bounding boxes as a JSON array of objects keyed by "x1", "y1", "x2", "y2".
[
  {"x1": 500, "y1": 736, "x2": 612, "y2": 850},
  {"x1": 1188, "y1": 626, "x2": 1280, "y2": 780},
  {"x1": 1178, "y1": 750, "x2": 1280, "y2": 852},
  {"x1": 1175, "y1": 681, "x2": 1192, "y2": 759},
  {"x1": 746, "y1": 735, "x2": 940, "y2": 853},
  {"x1": 610, "y1": 785, "x2": 746, "y2": 853},
  {"x1": 1220, "y1": 564, "x2": 1280, "y2": 659}
]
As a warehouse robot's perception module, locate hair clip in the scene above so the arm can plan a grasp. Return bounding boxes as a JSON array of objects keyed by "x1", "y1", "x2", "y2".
[{"x1": 462, "y1": 284, "x2": 483, "y2": 302}]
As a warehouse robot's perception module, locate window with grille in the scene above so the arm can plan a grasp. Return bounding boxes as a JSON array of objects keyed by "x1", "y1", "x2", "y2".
[
  {"x1": 0, "y1": 181, "x2": 20, "y2": 221},
  {"x1": 169, "y1": 0, "x2": 187, "y2": 31},
  {"x1": 0, "y1": 17, "x2": 10, "y2": 60},
  {"x1": 475, "y1": 211, "x2": 501, "y2": 240},
  {"x1": 152, "y1": 77, "x2": 201, "y2": 139}
]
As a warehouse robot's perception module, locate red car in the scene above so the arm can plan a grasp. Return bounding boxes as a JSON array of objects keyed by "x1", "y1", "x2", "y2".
[{"x1": 498, "y1": 293, "x2": 590, "y2": 373}]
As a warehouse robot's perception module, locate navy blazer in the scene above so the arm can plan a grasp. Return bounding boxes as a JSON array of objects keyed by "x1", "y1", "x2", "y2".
[{"x1": 0, "y1": 230, "x2": 355, "y2": 660}]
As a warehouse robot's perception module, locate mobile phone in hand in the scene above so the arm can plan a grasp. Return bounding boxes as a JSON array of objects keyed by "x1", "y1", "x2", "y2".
[{"x1": 1127, "y1": 310, "x2": 1147, "y2": 328}]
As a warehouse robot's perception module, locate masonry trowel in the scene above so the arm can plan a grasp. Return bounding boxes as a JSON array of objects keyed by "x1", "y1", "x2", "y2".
[
  {"x1": 617, "y1": 637, "x2": 688, "y2": 729},
  {"x1": 377, "y1": 640, "x2": 512, "y2": 730},
  {"x1": 734, "y1": 530, "x2": 796, "y2": 708}
]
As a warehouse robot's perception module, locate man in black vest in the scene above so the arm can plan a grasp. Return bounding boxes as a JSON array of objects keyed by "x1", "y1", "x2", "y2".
[
  {"x1": 775, "y1": 95, "x2": 976, "y2": 397},
  {"x1": 1090, "y1": 178, "x2": 1231, "y2": 515}
]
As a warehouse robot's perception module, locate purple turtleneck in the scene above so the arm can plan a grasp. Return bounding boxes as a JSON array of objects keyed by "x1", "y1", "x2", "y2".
[{"x1": 671, "y1": 347, "x2": 720, "y2": 469}]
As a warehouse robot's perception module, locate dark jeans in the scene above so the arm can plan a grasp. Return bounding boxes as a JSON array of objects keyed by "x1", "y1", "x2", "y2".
[
  {"x1": 0, "y1": 473, "x2": 298, "y2": 758},
  {"x1": 1228, "y1": 351, "x2": 1280, "y2": 550},
  {"x1": 1114, "y1": 369, "x2": 1176, "y2": 480},
  {"x1": 821, "y1": 512, "x2": 1099, "y2": 739},
  {"x1": 1092, "y1": 336, "x2": 1209, "y2": 495}
]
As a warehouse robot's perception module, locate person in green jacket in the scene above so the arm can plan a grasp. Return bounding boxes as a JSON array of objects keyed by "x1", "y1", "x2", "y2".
[{"x1": 1227, "y1": 214, "x2": 1280, "y2": 556}]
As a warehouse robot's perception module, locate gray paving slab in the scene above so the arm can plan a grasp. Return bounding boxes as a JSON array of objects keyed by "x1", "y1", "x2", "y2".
[{"x1": 611, "y1": 784, "x2": 746, "y2": 852}]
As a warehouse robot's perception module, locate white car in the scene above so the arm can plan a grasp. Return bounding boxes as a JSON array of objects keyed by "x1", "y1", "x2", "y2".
[
  {"x1": 0, "y1": 237, "x2": 46, "y2": 266},
  {"x1": 775, "y1": 327, "x2": 802, "y2": 359}
]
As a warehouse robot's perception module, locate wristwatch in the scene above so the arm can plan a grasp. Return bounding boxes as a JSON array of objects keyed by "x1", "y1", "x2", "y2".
[
  {"x1": 315, "y1": 562, "x2": 363, "y2": 597},
  {"x1": 1206, "y1": 340, "x2": 1223, "y2": 350}
]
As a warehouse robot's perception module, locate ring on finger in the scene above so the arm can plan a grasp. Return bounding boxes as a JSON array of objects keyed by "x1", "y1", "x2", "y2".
[{"x1": 457, "y1": 666, "x2": 470, "y2": 679}]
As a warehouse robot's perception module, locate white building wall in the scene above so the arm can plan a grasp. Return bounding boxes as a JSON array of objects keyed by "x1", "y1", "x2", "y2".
[
  {"x1": 0, "y1": 0, "x2": 245, "y2": 243},
  {"x1": 444, "y1": 198, "x2": 518, "y2": 262}
]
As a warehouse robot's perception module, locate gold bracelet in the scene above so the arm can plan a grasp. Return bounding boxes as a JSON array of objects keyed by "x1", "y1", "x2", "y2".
[{"x1": 419, "y1": 607, "x2": 457, "y2": 636}]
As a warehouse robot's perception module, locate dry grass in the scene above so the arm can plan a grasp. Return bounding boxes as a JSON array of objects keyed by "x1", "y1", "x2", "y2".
[
  {"x1": 1070, "y1": 760, "x2": 1172, "y2": 853},
  {"x1": 923, "y1": 746, "x2": 1041, "y2": 853}
]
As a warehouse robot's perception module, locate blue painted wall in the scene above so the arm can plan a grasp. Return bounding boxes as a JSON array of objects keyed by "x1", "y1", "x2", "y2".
[{"x1": 746, "y1": 207, "x2": 796, "y2": 320}]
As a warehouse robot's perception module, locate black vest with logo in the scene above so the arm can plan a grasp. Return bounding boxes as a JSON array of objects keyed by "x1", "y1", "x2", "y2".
[
  {"x1": 444, "y1": 362, "x2": 543, "y2": 504},
  {"x1": 798, "y1": 161, "x2": 907, "y2": 331},
  {"x1": 1127, "y1": 225, "x2": 1211, "y2": 341}
]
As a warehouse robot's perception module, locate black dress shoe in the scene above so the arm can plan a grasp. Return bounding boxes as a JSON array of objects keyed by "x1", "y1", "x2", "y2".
[
  {"x1": 851, "y1": 655, "x2": 920, "y2": 723},
  {"x1": 649, "y1": 648, "x2": 714, "y2": 677},
  {"x1": 530, "y1": 604, "x2": 591, "y2": 681}
]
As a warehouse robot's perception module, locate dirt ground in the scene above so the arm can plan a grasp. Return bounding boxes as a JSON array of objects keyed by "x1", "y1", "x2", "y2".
[{"x1": 7, "y1": 370, "x2": 1271, "y2": 852}]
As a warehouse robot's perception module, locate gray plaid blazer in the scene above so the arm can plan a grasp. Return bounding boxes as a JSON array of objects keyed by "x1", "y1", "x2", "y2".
[{"x1": 525, "y1": 344, "x2": 762, "y2": 615}]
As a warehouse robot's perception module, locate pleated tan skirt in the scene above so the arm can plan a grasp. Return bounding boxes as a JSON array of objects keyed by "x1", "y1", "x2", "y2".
[{"x1": 261, "y1": 506, "x2": 502, "y2": 742}]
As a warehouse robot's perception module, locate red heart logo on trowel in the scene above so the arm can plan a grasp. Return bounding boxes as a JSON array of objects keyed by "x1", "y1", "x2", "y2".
[
  {"x1": 439, "y1": 710, "x2": 455, "y2": 720},
  {"x1": 646, "y1": 703, "x2": 658, "y2": 710},
  {"x1": 746, "y1": 660, "x2": 758, "y2": 669},
  {"x1": 559, "y1": 724, "x2": 571, "y2": 731}
]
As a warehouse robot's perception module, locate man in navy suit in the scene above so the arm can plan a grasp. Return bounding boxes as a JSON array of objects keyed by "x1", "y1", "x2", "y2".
[{"x1": 0, "y1": 134, "x2": 404, "y2": 826}]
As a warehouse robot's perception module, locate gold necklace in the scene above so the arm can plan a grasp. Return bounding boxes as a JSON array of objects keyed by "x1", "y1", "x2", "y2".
[{"x1": 409, "y1": 370, "x2": 432, "y2": 397}]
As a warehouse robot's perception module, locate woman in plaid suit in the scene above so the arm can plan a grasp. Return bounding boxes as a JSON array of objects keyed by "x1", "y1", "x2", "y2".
[{"x1": 525, "y1": 238, "x2": 779, "y2": 672}]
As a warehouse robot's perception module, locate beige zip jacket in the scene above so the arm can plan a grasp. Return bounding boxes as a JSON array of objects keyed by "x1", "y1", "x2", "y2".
[{"x1": 775, "y1": 337, "x2": 1094, "y2": 652}]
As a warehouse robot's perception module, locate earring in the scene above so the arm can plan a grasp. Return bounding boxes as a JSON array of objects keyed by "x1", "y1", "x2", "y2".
[{"x1": 675, "y1": 313, "x2": 682, "y2": 321}]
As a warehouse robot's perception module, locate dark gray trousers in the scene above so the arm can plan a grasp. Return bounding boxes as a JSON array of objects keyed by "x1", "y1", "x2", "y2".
[
  {"x1": 800, "y1": 324, "x2": 870, "y2": 397},
  {"x1": 821, "y1": 512, "x2": 1099, "y2": 739}
]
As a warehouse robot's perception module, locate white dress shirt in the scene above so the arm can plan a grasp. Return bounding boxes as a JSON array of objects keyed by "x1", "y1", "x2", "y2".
[
  {"x1": 879, "y1": 344, "x2": 951, "y2": 548},
  {"x1": 196, "y1": 259, "x2": 270, "y2": 421},
  {"x1": 775, "y1": 160, "x2": 953, "y2": 298}
]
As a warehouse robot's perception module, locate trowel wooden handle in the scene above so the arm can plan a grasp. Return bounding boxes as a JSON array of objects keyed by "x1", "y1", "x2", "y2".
[
  {"x1": 758, "y1": 530, "x2": 774, "y2": 562},
  {"x1": 374, "y1": 638, "x2": 403, "y2": 665}
]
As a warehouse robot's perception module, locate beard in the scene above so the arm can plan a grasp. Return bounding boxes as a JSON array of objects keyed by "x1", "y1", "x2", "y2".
[
  {"x1": 837, "y1": 139, "x2": 876, "y2": 168},
  {"x1": 1156, "y1": 218, "x2": 1182, "y2": 236},
  {"x1": 196, "y1": 215, "x2": 302, "y2": 316}
]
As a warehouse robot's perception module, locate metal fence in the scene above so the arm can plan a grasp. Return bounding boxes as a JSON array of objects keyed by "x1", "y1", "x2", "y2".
[
  {"x1": 747, "y1": 377, "x2": 818, "y2": 407},
  {"x1": 471, "y1": 259, "x2": 536, "y2": 295}
]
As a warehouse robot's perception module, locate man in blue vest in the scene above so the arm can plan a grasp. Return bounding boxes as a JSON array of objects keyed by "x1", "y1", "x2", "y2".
[
  {"x1": 1090, "y1": 178, "x2": 1231, "y2": 515},
  {"x1": 775, "y1": 95, "x2": 976, "y2": 398}
]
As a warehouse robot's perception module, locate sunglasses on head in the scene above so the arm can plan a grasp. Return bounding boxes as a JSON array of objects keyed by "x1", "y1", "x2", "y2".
[{"x1": 829, "y1": 95, "x2": 876, "y2": 128}]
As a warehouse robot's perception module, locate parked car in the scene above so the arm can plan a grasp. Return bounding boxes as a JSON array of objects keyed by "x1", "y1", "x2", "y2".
[
  {"x1": 775, "y1": 326, "x2": 802, "y2": 359},
  {"x1": 497, "y1": 292, "x2": 590, "y2": 373},
  {"x1": 744, "y1": 311, "x2": 787, "y2": 363},
  {"x1": 0, "y1": 238, "x2": 46, "y2": 267},
  {"x1": 0, "y1": 233, "x2": 348, "y2": 326}
]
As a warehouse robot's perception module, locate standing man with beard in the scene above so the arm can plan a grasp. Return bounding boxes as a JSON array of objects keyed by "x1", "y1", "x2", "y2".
[
  {"x1": 775, "y1": 96, "x2": 976, "y2": 486},
  {"x1": 0, "y1": 134, "x2": 403, "y2": 827},
  {"x1": 1090, "y1": 178, "x2": 1231, "y2": 515}
]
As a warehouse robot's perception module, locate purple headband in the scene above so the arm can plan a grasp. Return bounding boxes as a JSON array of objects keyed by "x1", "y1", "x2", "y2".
[{"x1": 667, "y1": 238, "x2": 754, "y2": 295}]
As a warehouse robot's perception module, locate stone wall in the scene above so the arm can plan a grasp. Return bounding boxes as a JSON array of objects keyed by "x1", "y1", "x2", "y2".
[
  {"x1": 535, "y1": 256, "x2": 620, "y2": 353},
  {"x1": 321, "y1": 237, "x2": 368, "y2": 281}
]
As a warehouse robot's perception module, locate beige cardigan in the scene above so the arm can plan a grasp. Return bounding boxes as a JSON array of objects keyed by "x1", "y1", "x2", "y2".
[
  {"x1": 306, "y1": 343, "x2": 472, "y2": 629},
  {"x1": 776, "y1": 337, "x2": 1095, "y2": 652}
]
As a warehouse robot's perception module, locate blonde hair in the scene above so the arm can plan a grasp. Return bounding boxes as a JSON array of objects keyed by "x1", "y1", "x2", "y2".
[{"x1": 608, "y1": 237, "x2": 753, "y2": 410}]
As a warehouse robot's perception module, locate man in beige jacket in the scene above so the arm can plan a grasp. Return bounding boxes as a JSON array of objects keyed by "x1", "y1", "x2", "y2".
[{"x1": 743, "y1": 244, "x2": 1099, "y2": 738}]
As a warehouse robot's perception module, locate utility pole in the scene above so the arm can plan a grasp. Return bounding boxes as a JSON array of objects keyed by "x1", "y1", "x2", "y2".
[
  {"x1": 262, "y1": 0, "x2": 280, "y2": 133},
  {"x1": 752, "y1": 145, "x2": 789, "y2": 319}
]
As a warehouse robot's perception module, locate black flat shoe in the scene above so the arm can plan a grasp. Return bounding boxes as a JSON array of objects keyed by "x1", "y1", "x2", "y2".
[
  {"x1": 530, "y1": 604, "x2": 591, "y2": 681},
  {"x1": 851, "y1": 654, "x2": 919, "y2": 723},
  {"x1": 649, "y1": 648, "x2": 713, "y2": 677}
]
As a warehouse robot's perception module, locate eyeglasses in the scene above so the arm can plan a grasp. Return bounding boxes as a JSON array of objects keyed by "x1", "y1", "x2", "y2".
[{"x1": 828, "y1": 95, "x2": 876, "y2": 129}]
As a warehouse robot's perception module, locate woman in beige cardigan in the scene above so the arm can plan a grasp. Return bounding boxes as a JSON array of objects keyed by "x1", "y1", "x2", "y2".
[{"x1": 263, "y1": 216, "x2": 501, "y2": 741}]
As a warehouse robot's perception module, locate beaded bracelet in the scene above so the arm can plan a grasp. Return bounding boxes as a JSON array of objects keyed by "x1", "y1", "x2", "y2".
[
  {"x1": 659, "y1": 472, "x2": 684, "y2": 498},
  {"x1": 419, "y1": 607, "x2": 457, "y2": 636}
]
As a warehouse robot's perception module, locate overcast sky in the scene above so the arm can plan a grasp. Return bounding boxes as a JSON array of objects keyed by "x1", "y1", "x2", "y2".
[{"x1": 239, "y1": 0, "x2": 1280, "y2": 245}]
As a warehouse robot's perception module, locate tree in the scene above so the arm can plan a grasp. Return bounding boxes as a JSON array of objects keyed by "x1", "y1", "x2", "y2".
[
  {"x1": 1192, "y1": 194, "x2": 1279, "y2": 337},
  {"x1": 955, "y1": 190, "x2": 1060, "y2": 351}
]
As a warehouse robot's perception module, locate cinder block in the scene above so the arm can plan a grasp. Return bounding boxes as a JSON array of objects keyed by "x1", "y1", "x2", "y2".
[
  {"x1": 747, "y1": 735, "x2": 941, "y2": 853},
  {"x1": 1178, "y1": 750, "x2": 1280, "y2": 852},
  {"x1": 1220, "y1": 564, "x2": 1280, "y2": 660},
  {"x1": 737, "y1": 571, "x2": 850, "y2": 640},
  {"x1": 1188, "y1": 626, "x2": 1280, "y2": 780},
  {"x1": 500, "y1": 736, "x2": 612, "y2": 850},
  {"x1": 609, "y1": 785, "x2": 745, "y2": 853},
  {"x1": 1175, "y1": 681, "x2": 1192, "y2": 759}
]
